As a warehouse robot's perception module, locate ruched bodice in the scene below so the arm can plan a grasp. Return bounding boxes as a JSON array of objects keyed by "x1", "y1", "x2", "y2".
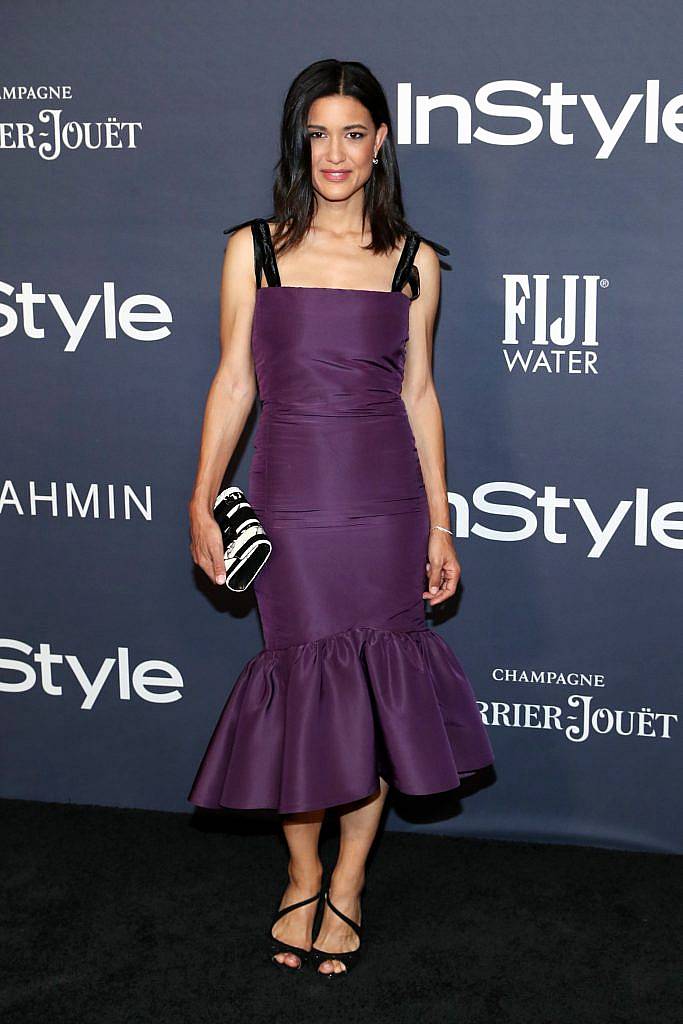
[{"x1": 252, "y1": 286, "x2": 411, "y2": 413}]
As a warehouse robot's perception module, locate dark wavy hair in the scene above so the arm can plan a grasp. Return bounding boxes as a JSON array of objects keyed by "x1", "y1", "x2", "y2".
[{"x1": 224, "y1": 58, "x2": 448, "y2": 260}]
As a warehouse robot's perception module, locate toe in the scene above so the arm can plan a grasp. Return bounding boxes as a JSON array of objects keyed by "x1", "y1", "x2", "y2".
[
  {"x1": 318, "y1": 958, "x2": 346, "y2": 974},
  {"x1": 273, "y1": 951, "x2": 300, "y2": 969}
]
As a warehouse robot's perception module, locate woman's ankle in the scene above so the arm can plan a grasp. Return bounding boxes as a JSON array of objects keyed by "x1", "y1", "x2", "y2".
[
  {"x1": 287, "y1": 859, "x2": 324, "y2": 890},
  {"x1": 329, "y1": 865, "x2": 365, "y2": 896}
]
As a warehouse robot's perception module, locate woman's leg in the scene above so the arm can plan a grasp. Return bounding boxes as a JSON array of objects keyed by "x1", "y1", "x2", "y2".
[
  {"x1": 313, "y1": 777, "x2": 390, "y2": 974},
  {"x1": 271, "y1": 808, "x2": 325, "y2": 968}
]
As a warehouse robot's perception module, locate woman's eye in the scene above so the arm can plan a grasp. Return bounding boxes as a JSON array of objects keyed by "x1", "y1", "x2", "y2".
[{"x1": 307, "y1": 131, "x2": 367, "y2": 140}]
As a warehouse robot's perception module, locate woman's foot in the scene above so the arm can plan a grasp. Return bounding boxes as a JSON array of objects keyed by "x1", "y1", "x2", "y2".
[
  {"x1": 311, "y1": 870, "x2": 364, "y2": 975},
  {"x1": 270, "y1": 863, "x2": 324, "y2": 969}
]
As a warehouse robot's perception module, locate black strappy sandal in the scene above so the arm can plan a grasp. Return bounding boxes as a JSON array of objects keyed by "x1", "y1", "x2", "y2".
[
  {"x1": 268, "y1": 886, "x2": 323, "y2": 971},
  {"x1": 309, "y1": 887, "x2": 364, "y2": 979}
]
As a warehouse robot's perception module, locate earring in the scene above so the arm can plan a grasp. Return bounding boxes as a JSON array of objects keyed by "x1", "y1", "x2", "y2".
[{"x1": 372, "y1": 154, "x2": 379, "y2": 165}]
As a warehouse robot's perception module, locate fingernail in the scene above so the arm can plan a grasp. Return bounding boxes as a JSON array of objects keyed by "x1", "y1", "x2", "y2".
[
  {"x1": 430, "y1": 586, "x2": 438, "y2": 593},
  {"x1": 217, "y1": 574, "x2": 226, "y2": 584}
]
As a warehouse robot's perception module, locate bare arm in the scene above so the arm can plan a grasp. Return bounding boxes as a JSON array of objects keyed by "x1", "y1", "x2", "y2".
[
  {"x1": 188, "y1": 225, "x2": 258, "y2": 584},
  {"x1": 400, "y1": 242, "x2": 461, "y2": 607}
]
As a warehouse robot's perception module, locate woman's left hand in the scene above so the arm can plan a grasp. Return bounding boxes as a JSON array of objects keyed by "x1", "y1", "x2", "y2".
[{"x1": 423, "y1": 529, "x2": 461, "y2": 606}]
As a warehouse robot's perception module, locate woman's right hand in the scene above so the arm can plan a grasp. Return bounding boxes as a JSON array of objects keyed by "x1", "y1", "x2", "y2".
[{"x1": 189, "y1": 503, "x2": 227, "y2": 585}]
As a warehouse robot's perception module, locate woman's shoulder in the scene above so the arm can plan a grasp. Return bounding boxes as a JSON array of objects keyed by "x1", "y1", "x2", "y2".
[
  {"x1": 222, "y1": 218, "x2": 281, "y2": 259},
  {"x1": 222, "y1": 215, "x2": 269, "y2": 237},
  {"x1": 411, "y1": 229, "x2": 450, "y2": 257},
  {"x1": 410, "y1": 230, "x2": 452, "y2": 281}
]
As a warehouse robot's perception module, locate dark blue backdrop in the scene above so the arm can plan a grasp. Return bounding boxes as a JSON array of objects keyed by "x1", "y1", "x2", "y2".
[{"x1": 1, "y1": 0, "x2": 681, "y2": 853}]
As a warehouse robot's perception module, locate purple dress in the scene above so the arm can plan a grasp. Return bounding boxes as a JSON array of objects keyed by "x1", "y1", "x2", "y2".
[{"x1": 188, "y1": 219, "x2": 494, "y2": 814}]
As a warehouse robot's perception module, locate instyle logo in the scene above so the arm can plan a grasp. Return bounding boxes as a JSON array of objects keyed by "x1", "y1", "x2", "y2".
[
  {"x1": 449, "y1": 483, "x2": 682, "y2": 558},
  {"x1": 501, "y1": 274, "x2": 607, "y2": 374},
  {"x1": 0, "y1": 281, "x2": 172, "y2": 351},
  {"x1": 396, "y1": 79, "x2": 683, "y2": 159},
  {"x1": 0, "y1": 637, "x2": 183, "y2": 711}
]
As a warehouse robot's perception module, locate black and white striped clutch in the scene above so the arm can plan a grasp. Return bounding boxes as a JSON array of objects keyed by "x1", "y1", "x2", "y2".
[{"x1": 212, "y1": 486, "x2": 272, "y2": 592}]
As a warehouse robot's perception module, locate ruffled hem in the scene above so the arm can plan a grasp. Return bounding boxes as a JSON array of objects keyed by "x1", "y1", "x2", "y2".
[{"x1": 187, "y1": 625, "x2": 494, "y2": 815}]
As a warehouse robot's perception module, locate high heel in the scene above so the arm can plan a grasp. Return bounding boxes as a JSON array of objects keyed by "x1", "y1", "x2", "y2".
[
  {"x1": 309, "y1": 887, "x2": 364, "y2": 978},
  {"x1": 268, "y1": 885, "x2": 323, "y2": 971}
]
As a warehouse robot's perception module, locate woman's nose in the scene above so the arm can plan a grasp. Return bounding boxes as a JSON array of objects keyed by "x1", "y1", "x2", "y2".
[{"x1": 326, "y1": 138, "x2": 345, "y2": 162}]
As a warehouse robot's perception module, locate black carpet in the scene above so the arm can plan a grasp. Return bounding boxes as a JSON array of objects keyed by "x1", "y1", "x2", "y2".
[{"x1": 1, "y1": 797, "x2": 680, "y2": 1024}]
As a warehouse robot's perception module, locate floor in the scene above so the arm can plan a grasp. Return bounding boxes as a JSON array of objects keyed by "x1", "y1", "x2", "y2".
[{"x1": 2, "y1": 797, "x2": 680, "y2": 1024}]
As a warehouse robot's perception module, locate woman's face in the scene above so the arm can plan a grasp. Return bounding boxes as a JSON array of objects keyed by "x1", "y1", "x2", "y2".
[{"x1": 306, "y1": 94, "x2": 387, "y2": 203}]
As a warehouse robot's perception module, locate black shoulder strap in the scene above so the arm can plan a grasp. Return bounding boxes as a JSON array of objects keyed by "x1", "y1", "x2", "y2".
[
  {"x1": 392, "y1": 230, "x2": 451, "y2": 300},
  {"x1": 392, "y1": 231, "x2": 421, "y2": 300},
  {"x1": 250, "y1": 219, "x2": 281, "y2": 289},
  {"x1": 221, "y1": 217, "x2": 281, "y2": 288}
]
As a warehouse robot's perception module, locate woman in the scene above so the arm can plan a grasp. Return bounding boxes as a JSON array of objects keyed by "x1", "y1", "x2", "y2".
[{"x1": 187, "y1": 58, "x2": 494, "y2": 979}]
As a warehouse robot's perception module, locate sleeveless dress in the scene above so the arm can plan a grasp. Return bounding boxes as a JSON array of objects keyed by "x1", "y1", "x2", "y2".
[{"x1": 188, "y1": 219, "x2": 494, "y2": 814}]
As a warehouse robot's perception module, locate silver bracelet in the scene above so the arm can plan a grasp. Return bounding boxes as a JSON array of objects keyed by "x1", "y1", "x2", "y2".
[{"x1": 430, "y1": 524, "x2": 453, "y2": 535}]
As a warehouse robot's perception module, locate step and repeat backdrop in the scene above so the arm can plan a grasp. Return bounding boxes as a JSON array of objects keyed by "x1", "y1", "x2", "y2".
[{"x1": 2, "y1": 1, "x2": 681, "y2": 853}]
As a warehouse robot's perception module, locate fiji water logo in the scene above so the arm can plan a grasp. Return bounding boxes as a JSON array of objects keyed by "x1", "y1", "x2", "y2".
[{"x1": 501, "y1": 274, "x2": 609, "y2": 374}]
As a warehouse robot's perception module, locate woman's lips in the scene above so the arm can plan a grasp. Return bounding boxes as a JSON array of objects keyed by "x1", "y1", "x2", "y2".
[{"x1": 321, "y1": 170, "x2": 352, "y2": 181}]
